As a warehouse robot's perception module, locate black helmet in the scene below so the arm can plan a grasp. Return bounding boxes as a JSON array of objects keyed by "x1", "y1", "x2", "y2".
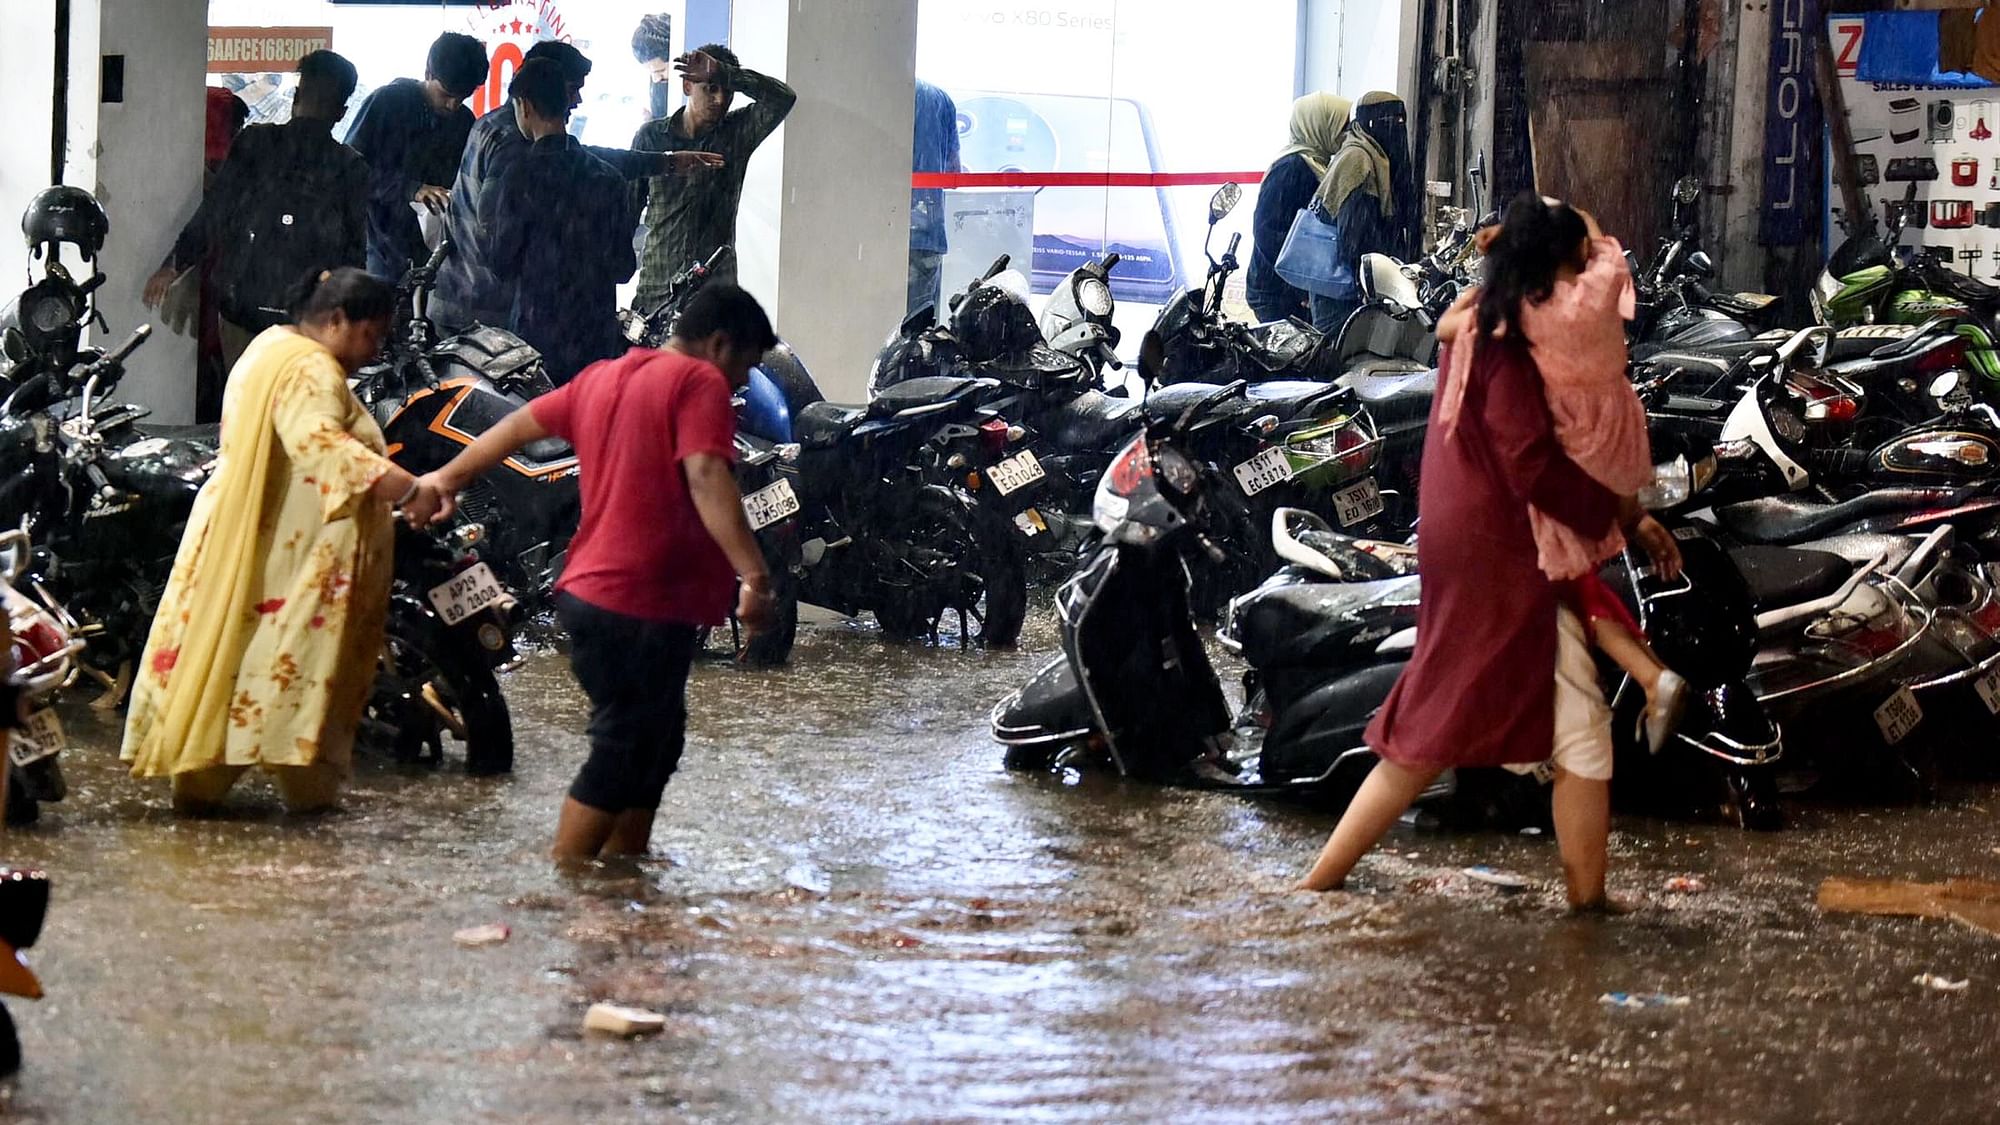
[
  {"x1": 950, "y1": 283, "x2": 1044, "y2": 362},
  {"x1": 22, "y1": 186, "x2": 109, "y2": 261}
]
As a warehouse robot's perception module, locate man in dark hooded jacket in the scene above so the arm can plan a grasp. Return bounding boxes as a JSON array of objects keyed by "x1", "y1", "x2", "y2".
[
  {"x1": 430, "y1": 40, "x2": 721, "y2": 334},
  {"x1": 487, "y1": 59, "x2": 637, "y2": 384},
  {"x1": 345, "y1": 32, "x2": 488, "y2": 278}
]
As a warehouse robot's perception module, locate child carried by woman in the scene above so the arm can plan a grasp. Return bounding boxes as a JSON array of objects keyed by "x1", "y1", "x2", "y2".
[{"x1": 1438, "y1": 197, "x2": 1688, "y2": 750}]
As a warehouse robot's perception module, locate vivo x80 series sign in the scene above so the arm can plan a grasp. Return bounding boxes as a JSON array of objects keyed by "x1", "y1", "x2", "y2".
[{"x1": 1763, "y1": 0, "x2": 1823, "y2": 245}]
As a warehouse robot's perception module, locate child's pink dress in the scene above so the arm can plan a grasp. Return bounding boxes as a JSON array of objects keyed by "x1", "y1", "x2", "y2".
[
  {"x1": 1517, "y1": 236, "x2": 1651, "y2": 581},
  {"x1": 1439, "y1": 238, "x2": 1651, "y2": 634}
]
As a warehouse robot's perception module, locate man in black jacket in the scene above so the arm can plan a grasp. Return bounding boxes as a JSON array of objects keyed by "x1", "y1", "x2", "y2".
[
  {"x1": 344, "y1": 32, "x2": 489, "y2": 278},
  {"x1": 488, "y1": 59, "x2": 637, "y2": 384},
  {"x1": 430, "y1": 40, "x2": 721, "y2": 334},
  {"x1": 144, "y1": 50, "x2": 369, "y2": 370}
]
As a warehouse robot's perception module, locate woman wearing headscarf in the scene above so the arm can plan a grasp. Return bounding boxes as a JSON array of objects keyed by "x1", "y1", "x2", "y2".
[
  {"x1": 1308, "y1": 91, "x2": 1420, "y2": 336},
  {"x1": 1247, "y1": 93, "x2": 1350, "y2": 324}
]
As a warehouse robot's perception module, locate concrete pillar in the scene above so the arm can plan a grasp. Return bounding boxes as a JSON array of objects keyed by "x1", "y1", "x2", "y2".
[
  {"x1": 91, "y1": 0, "x2": 207, "y2": 422},
  {"x1": 0, "y1": 0, "x2": 204, "y2": 421},
  {"x1": 735, "y1": 0, "x2": 919, "y2": 404},
  {"x1": 1720, "y1": 0, "x2": 1773, "y2": 293},
  {"x1": 0, "y1": 1, "x2": 62, "y2": 295}
]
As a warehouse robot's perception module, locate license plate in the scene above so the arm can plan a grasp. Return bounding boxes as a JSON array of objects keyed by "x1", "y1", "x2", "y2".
[
  {"x1": 742, "y1": 478, "x2": 801, "y2": 531},
  {"x1": 8, "y1": 708, "x2": 62, "y2": 768},
  {"x1": 1978, "y1": 667, "x2": 2000, "y2": 715},
  {"x1": 987, "y1": 450, "x2": 1047, "y2": 496},
  {"x1": 1234, "y1": 448, "x2": 1294, "y2": 496},
  {"x1": 1013, "y1": 507, "x2": 1047, "y2": 537},
  {"x1": 1873, "y1": 687, "x2": 1924, "y2": 745},
  {"x1": 1333, "y1": 477, "x2": 1385, "y2": 527},
  {"x1": 427, "y1": 562, "x2": 506, "y2": 628}
]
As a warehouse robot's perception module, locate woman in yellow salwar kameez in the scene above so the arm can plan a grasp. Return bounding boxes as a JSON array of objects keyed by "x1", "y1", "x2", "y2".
[{"x1": 121, "y1": 269, "x2": 451, "y2": 813}]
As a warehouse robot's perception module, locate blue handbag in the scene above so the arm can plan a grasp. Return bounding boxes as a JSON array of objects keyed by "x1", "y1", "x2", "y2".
[{"x1": 1273, "y1": 197, "x2": 1355, "y2": 298}]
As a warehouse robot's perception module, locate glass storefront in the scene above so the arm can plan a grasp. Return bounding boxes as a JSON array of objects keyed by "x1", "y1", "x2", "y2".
[
  {"x1": 914, "y1": 0, "x2": 1302, "y2": 345},
  {"x1": 204, "y1": 0, "x2": 690, "y2": 147}
]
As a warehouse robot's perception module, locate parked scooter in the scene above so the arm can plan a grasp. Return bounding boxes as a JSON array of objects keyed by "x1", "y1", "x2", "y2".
[
  {"x1": 1, "y1": 529, "x2": 84, "y2": 826},
  {"x1": 992, "y1": 371, "x2": 1789, "y2": 827}
]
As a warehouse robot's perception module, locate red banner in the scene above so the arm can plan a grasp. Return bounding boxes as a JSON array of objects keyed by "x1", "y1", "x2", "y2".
[{"x1": 910, "y1": 171, "x2": 1267, "y2": 189}]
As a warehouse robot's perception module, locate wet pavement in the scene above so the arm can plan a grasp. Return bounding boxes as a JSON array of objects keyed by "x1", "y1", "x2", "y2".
[{"x1": 2, "y1": 604, "x2": 1998, "y2": 1123}]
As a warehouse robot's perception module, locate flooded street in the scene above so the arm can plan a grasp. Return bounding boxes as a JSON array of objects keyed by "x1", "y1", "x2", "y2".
[{"x1": 1, "y1": 604, "x2": 1997, "y2": 1123}]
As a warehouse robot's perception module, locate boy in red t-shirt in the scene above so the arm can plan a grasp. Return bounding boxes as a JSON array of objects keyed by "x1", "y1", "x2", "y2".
[{"x1": 422, "y1": 285, "x2": 779, "y2": 860}]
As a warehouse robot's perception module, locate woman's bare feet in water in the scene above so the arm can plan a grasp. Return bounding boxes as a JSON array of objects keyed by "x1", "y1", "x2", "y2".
[{"x1": 1567, "y1": 896, "x2": 1632, "y2": 916}]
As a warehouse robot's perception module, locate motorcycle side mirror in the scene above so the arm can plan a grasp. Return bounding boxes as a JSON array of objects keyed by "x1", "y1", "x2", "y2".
[
  {"x1": 1137, "y1": 330, "x2": 1166, "y2": 388},
  {"x1": 1674, "y1": 176, "x2": 1702, "y2": 205},
  {"x1": 1686, "y1": 251, "x2": 1716, "y2": 278},
  {"x1": 1208, "y1": 182, "x2": 1242, "y2": 226}
]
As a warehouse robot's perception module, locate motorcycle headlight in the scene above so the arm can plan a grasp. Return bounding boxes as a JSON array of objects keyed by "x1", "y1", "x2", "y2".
[
  {"x1": 1078, "y1": 277, "x2": 1113, "y2": 317},
  {"x1": 1637, "y1": 456, "x2": 1692, "y2": 510}
]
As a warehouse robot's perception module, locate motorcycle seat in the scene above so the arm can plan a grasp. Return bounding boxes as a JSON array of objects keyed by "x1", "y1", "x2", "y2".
[
  {"x1": 1143, "y1": 383, "x2": 1256, "y2": 424},
  {"x1": 1712, "y1": 487, "x2": 1965, "y2": 545},
  {"x1": 1246, "y1": 379, "x2": 1355, "y2": 420},
  {"x1": 135, "y1": 422, "x2": 220, "y2": 445},
  {"x1": 1337, "y1": 368, "x2": 1436, "y2": 428},
  {"x1": 1230, "y1": 576, "x2": 1421, "y2": 669},
  {"x1": 1334, "y1": 303, "x2": 1439, "y2": 372},
  {"x1": 1047, "y1": 390, "x2": 1143, "y2": 450},
  {"x1": 867, "y1": 375, "x2": 993, "y2": 419},
  {"x1": 1924, "y1": 266, "x2": 2000, "y2": 307},
  {"x1": 1726, "y1": 545, "x2": 1855, "y2": 610},
  {"x1": 795, "y1": 401, "x2": 867, "y2": 448}
]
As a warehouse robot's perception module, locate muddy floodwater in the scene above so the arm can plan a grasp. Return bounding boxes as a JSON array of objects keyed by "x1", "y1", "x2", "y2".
[{"x1": 0, "y1": 605, "x2": 1996, "y2": 1123}]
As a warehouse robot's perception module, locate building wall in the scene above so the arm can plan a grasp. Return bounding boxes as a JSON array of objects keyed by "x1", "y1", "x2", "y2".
[{"x1": 0, "y1": 0, "x2": 204, "y2": 421}]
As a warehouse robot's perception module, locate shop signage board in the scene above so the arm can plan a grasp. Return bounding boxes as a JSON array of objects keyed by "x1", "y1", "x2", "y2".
[
  {"x1": 206, "y1": 27, "x2": 334, "y2": 74},
  {"x1": 1825, "y1": 13, "x2": 2000, "y2": 267},
  {"x1": 1763, "y1": 0, "x2": 1823, "y2": 246}
]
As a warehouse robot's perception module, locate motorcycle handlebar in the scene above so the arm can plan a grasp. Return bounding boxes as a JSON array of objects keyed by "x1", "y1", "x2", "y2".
[
  {"x1": 96, "y1": 324, "x2": 152, "y2": 369},
  {"x1": 980, "y1": 255, "x2": 1010, "y2": 283},
  {"x1": 1100, "y1": 252, "x2": 1121, "y2": 273},
  {"x1": 1224, "y1": 232, "x2": 1241, "y2": 260}
]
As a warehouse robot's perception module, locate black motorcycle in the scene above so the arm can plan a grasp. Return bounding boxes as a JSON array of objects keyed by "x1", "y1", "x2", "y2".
[
  {"x1": 354, "y1": 237, "x2": 580, "y2": 612},
  {"x1": 787, "y1": 384, "x2": 1030, "y2": 646},
  {"x1": 0, "y1": 325, "x2": 205, "y2": 696},
  {"x1": 1153, "y1": 184, "x2": 1341, "y2": 386},
  {"x1": 368, "y1": 521, "x2": 517, "y2": 774}
]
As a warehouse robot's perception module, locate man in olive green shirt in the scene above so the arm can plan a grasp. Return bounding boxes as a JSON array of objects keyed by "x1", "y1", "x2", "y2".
[{"x1": 632, "y1": 46, "x2": 795, "y2": 308}]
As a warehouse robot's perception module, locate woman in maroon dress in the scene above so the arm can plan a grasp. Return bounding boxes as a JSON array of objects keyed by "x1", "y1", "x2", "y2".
[{"x1": 1297, "y1": 195, "x2": 1639, "y2": 908}]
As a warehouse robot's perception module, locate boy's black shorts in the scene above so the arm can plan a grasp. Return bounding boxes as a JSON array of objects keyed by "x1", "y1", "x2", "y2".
[{"x1": 555, "y1": 592, "x2": 699, "y2": 814}]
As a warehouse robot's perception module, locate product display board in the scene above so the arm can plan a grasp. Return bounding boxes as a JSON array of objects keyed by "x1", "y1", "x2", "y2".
[{"x1": 1828, "y1": 14, "x2": 2000, "y2": 276}]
